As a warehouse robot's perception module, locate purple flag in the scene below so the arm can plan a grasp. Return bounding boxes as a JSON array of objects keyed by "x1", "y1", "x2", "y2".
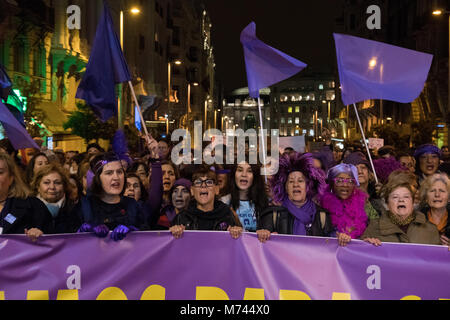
[
  {"x1": 241, "y1": 22, "x2": 307, "y2": 98},
  {"x1": 0, "y1": 101, "x2": 39, "y2": 150},
  {"x1": 76, "y1": 1, "x2": 131, "y2": 122},
  {"x1": 334, "y1": 33, "x2": 433, "y2": 106}
]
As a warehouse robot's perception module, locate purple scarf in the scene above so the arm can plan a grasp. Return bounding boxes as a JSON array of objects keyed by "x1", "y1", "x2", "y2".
[{"x1": 283, "y1": 198, "x2": 317, "y2": 235}]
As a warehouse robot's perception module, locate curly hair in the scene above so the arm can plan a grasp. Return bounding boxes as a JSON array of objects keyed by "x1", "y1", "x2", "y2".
[{"x1": 270, "y1": 152, "x2": 326, "y2": 204}]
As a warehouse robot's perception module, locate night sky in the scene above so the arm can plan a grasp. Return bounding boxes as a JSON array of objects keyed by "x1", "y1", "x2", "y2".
[{"x1": 204, "y1": 0, "x2": 343, "y2": 94}]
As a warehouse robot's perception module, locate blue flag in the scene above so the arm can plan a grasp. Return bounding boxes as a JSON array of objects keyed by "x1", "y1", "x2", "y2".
[
  {"x1": 0, "y1": 101, "x2": 39, "y2": 150},
  {"x1": 241, "y1": 22, "x2": 307, "y2": 98},
  {"x1": 334, "y1": 33, "x2": 433, "y2": 106},
  {"x1": 135, "y1": 105, "x2": 142, "y2": 132},
  {"x1": 76, "y1": 1, "x2": 131, "y2": 122}
]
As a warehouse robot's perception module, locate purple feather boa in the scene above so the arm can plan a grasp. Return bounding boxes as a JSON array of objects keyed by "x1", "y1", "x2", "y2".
[
  {"x1": 271, "y1": 152, "x2": 326, "y2": 204},
  {"x1": 319, "y1": 187, "x2": 368, "y2": 239}
]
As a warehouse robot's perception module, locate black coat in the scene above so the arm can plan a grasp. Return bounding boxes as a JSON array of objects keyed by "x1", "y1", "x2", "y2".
[
  {"x1": 51, "y1": 199, "x2": 80, "y2": 234},
  {"x1": 173, "y1": 200, "x2": 240, "y2": 231},
  {"x1": 258, "y1": 204, "x2": 335, "y2": 237},
  {"x1": 0, "y1": 197, "x2": 53, "y2": 235}
]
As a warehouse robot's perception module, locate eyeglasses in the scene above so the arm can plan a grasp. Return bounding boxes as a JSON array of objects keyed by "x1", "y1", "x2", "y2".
[
  {"x1": 193, "y1": 179, "x2": 216, "y2": 188},
  {"x1": 333, "y1": 178, "x2": 356, "y2": 186}
]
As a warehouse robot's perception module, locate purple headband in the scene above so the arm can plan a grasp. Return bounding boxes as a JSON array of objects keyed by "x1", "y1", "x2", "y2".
[
  {"x1": 327, "y1": 163, "x2": 360, "y2": 187},
  {"x1": 93, "y1": 160, "x2": 109, "y2": 174}
]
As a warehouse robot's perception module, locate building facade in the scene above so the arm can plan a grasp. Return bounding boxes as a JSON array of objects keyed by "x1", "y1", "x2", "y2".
[{"x1": 270, "y1": 70, "x2": 337, "y2": 139}]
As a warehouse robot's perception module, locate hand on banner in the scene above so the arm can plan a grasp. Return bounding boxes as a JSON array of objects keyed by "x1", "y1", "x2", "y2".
[
  {"x1": 110, "y1": 225, "x2": 138, "y2": 241},
  {"x1": 337, "y1": 232, "x2": 352, "y2": 247},
  {"x1": 364, "y1": 237, "x2": 382, "y2": 247},
  {"x1": 24, "y1": 228, "x2": 43, "y2": 242},
  {"x1": 228, "y1": 226, "x2": 243, "y2": 240},
  {"x1": 256, "y1": 229, "x2": 271, "y2": 243},
  {"x1": 440, "y1": 235, "x2": 449, "y2": 247},
  {"x1": 77, "y1": 223, "x2": 93, "y2": 233},
  {"x1": 93, "y1": 224, "x2": 110, "y2": 238},
  {"x1": 170, "y1": 225, "x2": 185, "y2": 239}
]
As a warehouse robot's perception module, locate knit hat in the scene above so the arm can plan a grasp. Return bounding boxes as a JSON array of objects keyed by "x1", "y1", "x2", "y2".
[
  {"x1": 414, "y1": 144, "x2": 442, "y2": 159},
  {"x1": 343, "y1": 151, "x2": 371, "y2": 171},
  {"x1": 173, "y1": 178, "x2": 192, "y2": 192}
]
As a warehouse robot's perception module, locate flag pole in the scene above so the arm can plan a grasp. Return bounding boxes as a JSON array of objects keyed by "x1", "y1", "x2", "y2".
[
  {"x1": 352, "y1": 103, "x2": 379, "y2": 184},
  {"x1": 257, "y1": 97, "x2": 268, "y2": 184},
  {"x1": 127, "y1": 81, "x2": 150, "y2": 139}
]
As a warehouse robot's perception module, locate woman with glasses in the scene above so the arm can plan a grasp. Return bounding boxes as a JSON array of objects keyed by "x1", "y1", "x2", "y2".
[
  {"x1": 170, "y1": 165, "x2": 243, "y2": 239},
  {"x1": 319, "y1": 163, "x2": 373, "y2": 246},
  {"x1": 362, "y1": 177, "x2": 440, "y2": 246}
]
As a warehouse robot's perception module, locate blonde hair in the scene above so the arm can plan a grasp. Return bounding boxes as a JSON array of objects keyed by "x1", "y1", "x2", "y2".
[
  {"x1": 0, "y1": 153, "x2": 30, "y2": 199},
  {"x1": 418, "y1": 173, "x2": 450, "y2": 206},
  {"x1": 30, "y1": 163, "x2": 72, "y2": 198}
]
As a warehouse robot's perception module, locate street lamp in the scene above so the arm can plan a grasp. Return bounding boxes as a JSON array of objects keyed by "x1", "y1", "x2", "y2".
[
  {"x1": 433, "y1": 8, "x2": 450, "y2": 144},
  {"x1": 168, "y1": 59, "x2": 183, "y2": 122},
  {"x1": 118, "y1": 7, "x2": 141, "y2": 129}
]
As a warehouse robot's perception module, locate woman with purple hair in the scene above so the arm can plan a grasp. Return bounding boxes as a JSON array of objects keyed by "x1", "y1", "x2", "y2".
[
  {"x1": 257, "y1": 152, "x2": 335, "y2": 243},
  {"x1": 319, "y1": 163, "x2": 372, "y2": 246}
]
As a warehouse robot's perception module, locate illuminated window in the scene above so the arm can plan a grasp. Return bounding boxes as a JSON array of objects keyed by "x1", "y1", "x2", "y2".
[
  {"x1": 288, "y1": 107, "x2": 293, "y2": 113},
  {"x1": 295, "y1": 117, "x2": 300, "y2": 124},
  {"x1": 281, "y1": 117, "x2": 285, "y2": 124},
  {"x1": 319, "y1": 84, "x2": 324, "y2": 90},
  {"x1": 280, "y1": 95, "x2": 288, "y2": 102},
  {"x1": 288, "y1": 118, "x2": 293, "y2": 124},
  {"x1": 295, "y1": 106, "x2": 300, "y2": 113}
]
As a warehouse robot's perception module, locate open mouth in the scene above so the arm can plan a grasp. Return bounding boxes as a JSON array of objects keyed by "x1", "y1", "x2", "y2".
[
  {"x1": 239, "y1": 179, "x2": 249, "y2": 186},
  {"x1": 199, "y1": 191, "x2": 209, "y2": 198},
  {"x1": 397, "y1": 205, "x2": 406, "y2": 210},
  {"x1": 426, "y1": 165, "x2": 436, "y2": 171}
]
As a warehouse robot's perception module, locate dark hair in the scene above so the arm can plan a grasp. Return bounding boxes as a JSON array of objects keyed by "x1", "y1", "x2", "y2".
[
  {"x1": 128, "y1": 161, "x2": 149, "y2": 175},
  {"x1": 125, "y1": 172, "x2": 148, "y2": 202},
  {"x1": 191, "y1": 164, "x2": 217, "y2": 184},
  {"x1": 230, "y1": 161, "x2": 268, "y2": 218},
  {"x1": 89, "y1": 152, "x2": 126, "y2": 198},
  {"x1": 161, "y1": 160, "x2": 180, "y2": 180},
  {"x1": 25, "y1": 152, "x2": 49, "y2": 184}
]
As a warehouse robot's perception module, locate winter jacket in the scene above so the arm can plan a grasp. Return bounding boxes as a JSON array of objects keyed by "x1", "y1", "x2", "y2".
[
  {"x1": 0, "y1": 197, "x2": 53, "y2": 235},
  {"x1": 257, "y1": 204, "x2": 336, "y2": 237},
  {"x1": 362, "y1": 210, "x2": 441, "y2": 245}
]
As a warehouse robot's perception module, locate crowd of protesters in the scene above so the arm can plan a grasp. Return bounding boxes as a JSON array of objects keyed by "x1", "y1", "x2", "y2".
[{"x1": 0, "y1": 131, "x2": 449, "y2": 250}]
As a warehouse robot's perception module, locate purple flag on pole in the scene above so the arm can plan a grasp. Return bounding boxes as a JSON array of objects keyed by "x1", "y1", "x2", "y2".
[
  {"x1": 241, "y1": 22, "x2": 307, "y2": 98},
  {"x1": 334, "y1": 33, "x2": 433, "y2": 106},
  {"x1": 0, "y1": 101, "x2": 39, "y2": 150},
  {"x1": 76, "y1": 1, "x2": 131, "y2": 122}
]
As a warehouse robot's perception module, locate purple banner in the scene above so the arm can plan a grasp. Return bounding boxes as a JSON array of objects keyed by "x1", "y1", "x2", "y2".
[{"x1": 0, "y1": 231, "x2": 449, "y2": 300}]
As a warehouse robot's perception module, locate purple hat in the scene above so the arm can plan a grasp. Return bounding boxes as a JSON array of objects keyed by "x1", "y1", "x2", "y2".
[
  {"x1": 327, "y1": 163, "x2": 360, "y2": 187},
  {"x1": 173, "y1": 178, "x2": 192, "y2": 192},
  {"x1": 343, "y1": 152, "x2": 371, "y2": 171},
  {"x1": 414, "y1": 144, "x2": 442, "y2": 159}
]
